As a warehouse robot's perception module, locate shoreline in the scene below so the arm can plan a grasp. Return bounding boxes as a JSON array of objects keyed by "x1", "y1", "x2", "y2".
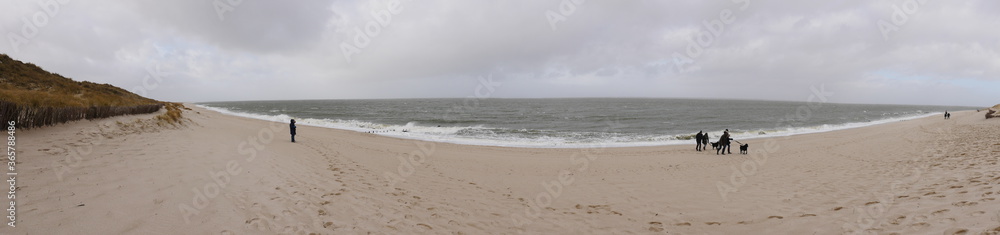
[
  {"x1": 14, "y1": 104, "x2": 1000, "y2": 234},
  {"x1": 197, "y1": 103, "x2": 956, "y2": 149}
]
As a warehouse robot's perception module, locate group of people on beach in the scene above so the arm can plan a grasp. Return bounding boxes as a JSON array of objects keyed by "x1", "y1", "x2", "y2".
[
  {"x1": 695, "y1": 129, "x2": 735, "y2": 155},
  {"x1": 944, "y1": 111, "x2": 951, "y2": 119}
]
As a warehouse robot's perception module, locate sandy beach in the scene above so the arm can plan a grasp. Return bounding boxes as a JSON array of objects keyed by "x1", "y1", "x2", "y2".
[{"x1": 11, "y1": 105, "x2": 1000, "y2": 234}]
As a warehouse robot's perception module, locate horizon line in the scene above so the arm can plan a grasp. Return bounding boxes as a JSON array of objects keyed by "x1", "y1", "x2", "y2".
[{"x1": 192, "y1": 97, "x2": 987, "y2": 108}]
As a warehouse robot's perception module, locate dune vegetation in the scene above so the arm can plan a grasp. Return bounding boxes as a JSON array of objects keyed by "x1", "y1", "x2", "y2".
[{"x1": 0, "y1": 54, "x2": 178, "y2": 129}]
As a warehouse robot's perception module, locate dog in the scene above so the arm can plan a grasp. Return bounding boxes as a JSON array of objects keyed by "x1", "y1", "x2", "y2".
[
  {"x1": 710, "y1": 142, "x2": 719, "y2": 150},
  {"x1": 739, "y1": 144, "x2": 749, "y2": 154}
]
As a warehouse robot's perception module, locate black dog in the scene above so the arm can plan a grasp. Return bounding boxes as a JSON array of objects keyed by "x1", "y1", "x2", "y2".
[
  {"x1": 710, "y1": 142, "x2": 719, "y2": 150},
  {"x1": 739, "y1": 144, "x2": 749, "y2": 155}
]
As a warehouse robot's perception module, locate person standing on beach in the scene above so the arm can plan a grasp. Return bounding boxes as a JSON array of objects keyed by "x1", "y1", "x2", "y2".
[
  {"x1": 702, "y1": 131, "x2": 709, "y2": 149},
  {"x1": 290, "y1": 119, "x2": 297, "y2": 143},
  {"x1": 718, "y1": 129, "x2": 732, "y2": 155},
  {"x1": 695, "y1": 131, "x2": 704, "y2": 151}
]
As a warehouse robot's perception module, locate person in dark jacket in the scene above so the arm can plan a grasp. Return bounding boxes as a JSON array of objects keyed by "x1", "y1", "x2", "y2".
[
  {"x1": 702, "y1": 131, "x2": 709, "y2": 149},
  {"x1": 717, "y1": 129, "x2": 732, "y2": 155},
  {"x1": 290, "y1": 119, "x2": 297, "y2": 143},
  {"x1": 695, "y1": 131, "x2": 704, "y2": 151}
]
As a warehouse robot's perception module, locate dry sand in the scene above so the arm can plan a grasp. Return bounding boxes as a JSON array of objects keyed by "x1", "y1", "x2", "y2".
[{"x1": 8, "y1": 105, "x2": 1000, "y2": 234}]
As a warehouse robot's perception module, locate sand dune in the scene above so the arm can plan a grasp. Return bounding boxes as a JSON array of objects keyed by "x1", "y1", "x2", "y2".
[{"x1": 10, "y1": 105, "x2": 1000, "y2": 234}]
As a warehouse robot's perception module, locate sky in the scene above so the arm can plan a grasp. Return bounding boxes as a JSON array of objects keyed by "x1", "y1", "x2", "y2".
[{"x1": 1, "y1": 0, "x2": 998, "y2": 107}]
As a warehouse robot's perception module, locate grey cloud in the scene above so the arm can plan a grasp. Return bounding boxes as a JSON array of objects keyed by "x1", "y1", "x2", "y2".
[{"x1": 0, "y1": 0, "x2": 996, "y2": 106}]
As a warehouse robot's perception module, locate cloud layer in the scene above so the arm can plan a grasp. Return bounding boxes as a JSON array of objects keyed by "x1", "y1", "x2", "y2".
[{"x1": 2, "y1": 0, "x2": 997, "y2": 106}]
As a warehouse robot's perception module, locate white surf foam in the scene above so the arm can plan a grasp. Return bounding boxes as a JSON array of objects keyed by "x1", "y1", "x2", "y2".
[{"x1": 197, "y1": 104, "x2": 939, "y2": 148}]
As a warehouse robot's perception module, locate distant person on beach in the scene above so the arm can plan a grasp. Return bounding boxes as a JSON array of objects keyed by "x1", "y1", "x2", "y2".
[
  {"x1": 695, "y1": 131, "x2": 704, "y2": 151},
  {"x1": 702, "y1": 131, "x2": 708, "y2": 149},
  {"x1": 717, "y1": 129, "x2": 732, "y2": 155},
  {"x1": 290, "y1": 119, "x2": 297, "y2": 143},
  {"x1": 944, "y1": 111, "x2": 950, "y2": 119}
]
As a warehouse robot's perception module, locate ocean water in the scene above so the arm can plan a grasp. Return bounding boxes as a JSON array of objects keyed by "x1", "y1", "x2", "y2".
[{"x1": 198, "y1": 98, "x2": 974, "y2": 148}]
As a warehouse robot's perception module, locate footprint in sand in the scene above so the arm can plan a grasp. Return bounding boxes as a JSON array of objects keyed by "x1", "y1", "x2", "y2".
[
  {"x1": 648, "y1": 222, "x2": 664, "y2": 232},
  {"x1": 833, "y1": 207, "x2": 844, "y2": 211},
  {"x1": 932, "y1": 209, "x2": 950, "y2": 216},
  {"x1": 768, "y1": 216, "x2": 783, "y2": 219},
  {"x1": 951, "y1": 201, "x2": 978, "y2": 207},
  {"x1": 245, "y1": 217, "x2": 270, "y2": 231},
  {"x1": 675, "y1": 222, "x2": 691, "y2": 226},
  {"x1": 799, "y1": 214, "x2": 817, "y2": 217},
  {"x1": 942, "y1": 228, "x2": 968, "y2": 235},
  {"x1": 705, "y1": 222, "x2": 721, "y2": 225},
  {"x1": 889, "y1": 215, "x2": 906, "y2": 225},
  {"x1": 910, "y1": 222, "x2": 931, "y2": 229},
  {"x1": 416, "y1": 223, "x2": 433, "y2": 230}
]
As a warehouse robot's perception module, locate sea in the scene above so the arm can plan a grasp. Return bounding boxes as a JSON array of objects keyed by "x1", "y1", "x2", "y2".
[{"x1": 197, "y1": 98, "x2": 975, "y2": 148}]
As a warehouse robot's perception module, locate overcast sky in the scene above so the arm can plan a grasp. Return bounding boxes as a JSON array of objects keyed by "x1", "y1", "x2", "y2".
[{"x1": 2, "y1": 0, "x2": 997, "y2": 106}]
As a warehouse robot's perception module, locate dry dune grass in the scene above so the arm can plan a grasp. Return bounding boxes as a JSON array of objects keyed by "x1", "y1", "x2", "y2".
[{"x1": 0, "y1": 54, "x2": 176, "y2": 128}]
